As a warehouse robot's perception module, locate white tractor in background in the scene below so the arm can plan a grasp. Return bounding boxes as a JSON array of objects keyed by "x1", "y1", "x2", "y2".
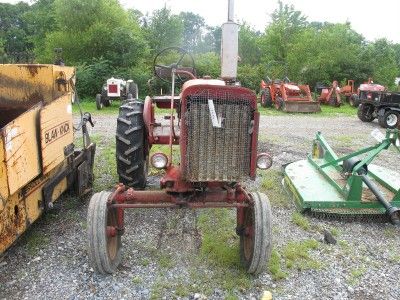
[{"x1": 96, "y1": 77, "x2": 139, "y2": 110}]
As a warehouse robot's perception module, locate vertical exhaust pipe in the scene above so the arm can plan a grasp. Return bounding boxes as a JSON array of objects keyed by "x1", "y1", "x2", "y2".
[{"x1": 221, "y1": 0, "x2": 239, "y2": 81}]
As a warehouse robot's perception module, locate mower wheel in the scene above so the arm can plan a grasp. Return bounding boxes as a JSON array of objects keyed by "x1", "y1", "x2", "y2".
[
  {"x1": 87, "y1": 191, "x2": 122, "y2": 274},
  {"x1": 349, "y1": 94, "x2": 360, "y2": 107},
  {"x1": 357, "y1": 104, "x2": 375, "y2": 122},
  {"x1": 116, "y1": 101, "x2": 147, "y2": 189},
  {"x1": 240, "y1": 192, "x2": 272, "y2": 275},
  {"x1": 380, "y1": 110, "x2": 399, "y2": 129},
  {"x1": 96, "y1": 94, "x2": 103, "y2": 110}
]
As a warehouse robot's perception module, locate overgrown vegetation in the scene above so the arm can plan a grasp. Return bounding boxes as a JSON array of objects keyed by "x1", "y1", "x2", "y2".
[
  {"x1": 259, "y1": 169, "x2": 290, "y2": 207},
  {"x1": 1, "y1": 0, "x2": 399, "y2": 98}
]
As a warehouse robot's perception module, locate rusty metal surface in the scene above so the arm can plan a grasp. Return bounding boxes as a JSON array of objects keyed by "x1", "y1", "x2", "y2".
[{"x1": 184, "y1": 90, "x2": 253, "y2": 181}]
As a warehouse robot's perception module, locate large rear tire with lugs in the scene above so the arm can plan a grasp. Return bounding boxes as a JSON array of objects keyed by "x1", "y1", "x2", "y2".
[
  {"x1": 240, "y1": 192, "x2": 272, "y2": 275},
  {"x1": 116, "y1": 101, "x2": 147, "y2": 189},
  {"x1": 87, "y1": 191, "x2": 122, "y2": 274},
  {"x1": 349, "y1": 94, "x2": 360, "y2": 107},
  {"x1": 357, "y1": 103, "x2": 375, "y2": 122}
]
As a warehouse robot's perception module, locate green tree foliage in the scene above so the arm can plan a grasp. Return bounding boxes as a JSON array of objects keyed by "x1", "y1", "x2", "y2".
[
  {"x1": 146, "y1": 7, "x2": 183, "y2": 52},
  {"x1": 1, "y1": 0, "x2": 399, "y2": 96},
  {"x1": 261, "y1": 1, "x2": 307, "y2": 64},
  {"x1": 38, "y1": 0, "x2": 148, "y2": 67},
  {"x1": 0, "y1": 2, "x2": 32, "y2": 59},
  {"x1": 239, "y1": 23, "x2": 262, "y2": 65},
  {"x1": 180, "y1": 12, "x2": 205, "y2": 53}
]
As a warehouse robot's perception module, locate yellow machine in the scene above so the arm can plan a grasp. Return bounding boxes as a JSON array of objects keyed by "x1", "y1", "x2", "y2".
[{"x1": 0, "y1": 64, "x2": 95, "y2": 254}]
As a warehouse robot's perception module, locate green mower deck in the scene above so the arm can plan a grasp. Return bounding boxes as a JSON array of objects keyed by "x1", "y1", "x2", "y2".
[
  {"x1": 284, "y1": 129, "x2": 400, "y2": 222},
  {"x1": 285, "y1": 160, "x2": 400, "y2": 213}
]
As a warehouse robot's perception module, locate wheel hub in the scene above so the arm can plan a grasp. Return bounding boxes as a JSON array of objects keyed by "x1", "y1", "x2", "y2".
[{"x1": 386, "y1": 114, "x2": 398, "y2": 127}]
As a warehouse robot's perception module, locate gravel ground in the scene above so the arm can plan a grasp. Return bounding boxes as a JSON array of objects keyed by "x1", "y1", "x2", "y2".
[{"x1": 1, "y1": 113, "x2": 399, "y2": 300}]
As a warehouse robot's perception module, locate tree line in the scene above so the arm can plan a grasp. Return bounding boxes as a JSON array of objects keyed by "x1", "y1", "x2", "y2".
[{"x1": 1, "y1": 0, "x2": 399, "y2": 98}]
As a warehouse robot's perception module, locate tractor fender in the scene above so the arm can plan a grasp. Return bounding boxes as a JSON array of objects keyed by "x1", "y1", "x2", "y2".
[
  {"x1": 378, "y1": 107, "x2": 400, "y2": 116},
  {"x1": 143, "y1": 96, "x2": 155, "y2": 144}
]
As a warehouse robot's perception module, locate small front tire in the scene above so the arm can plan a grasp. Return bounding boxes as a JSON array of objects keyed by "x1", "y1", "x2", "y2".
[
  {"x1": 240, "y1": 192, "x2": 272, "y2": 275},
  {"x1": 87, "y1": 191, "x2": 122, "y2": 274},
  {"x1": 96, "y1": 94, "x2": 103, "y2": 110}
]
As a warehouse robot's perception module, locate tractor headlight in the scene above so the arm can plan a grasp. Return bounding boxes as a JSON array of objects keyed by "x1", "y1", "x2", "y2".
[
  {"x1": 151, "y1": 153, "x2": 168, "y2": 169},
  {"x1": 256, "y1": 153, "x2": 273, "y2": 170}
]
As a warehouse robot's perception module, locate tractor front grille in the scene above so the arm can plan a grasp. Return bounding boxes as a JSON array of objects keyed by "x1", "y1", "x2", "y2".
[{"x1": 184, "y1": 90, "x2": 253, "y2": 182}]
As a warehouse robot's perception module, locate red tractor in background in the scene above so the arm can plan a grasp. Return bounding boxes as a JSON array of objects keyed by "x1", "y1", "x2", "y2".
[
  {"x1": 87, "y1": 0, "x2": 274, "y2": 276},
  {"x1": 341, "y1": 79, "x2": 386, "y2": 107},
  {"x1": 316, "y1": 80, "x2": 341, "y2": 107},
  {"x1": 260, "y1": 77, "x2": 321, "y2": 113}
]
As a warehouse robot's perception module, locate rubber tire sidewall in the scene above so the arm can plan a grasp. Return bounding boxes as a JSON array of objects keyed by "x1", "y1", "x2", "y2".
[
  {"x1": 357, "y1": 103, "x2": 375, "y2": 122},
  {"x1": 240, "y1": 192, "x2": 272, "y2": 275},
  {"x1": 116, "y1": 101, "x2": 147, "y2": 189},
  {"x1": 383, "y1": 110, "x2": 399, "y2": 129},
  {"x1": 96, "y1": 94, "x2": 103, "y2": 110},
  {"x1": 87, "y1": 191, "x2": 122, "y2": 274}
]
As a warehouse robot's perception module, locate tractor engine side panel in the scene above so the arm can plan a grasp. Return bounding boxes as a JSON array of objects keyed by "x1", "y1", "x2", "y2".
[{"x1": 180, "y1": 84, "x2": 257, "y2": 182}]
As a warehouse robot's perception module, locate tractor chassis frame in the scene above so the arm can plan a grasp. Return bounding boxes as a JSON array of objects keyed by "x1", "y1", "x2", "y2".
[{"x1": 105, "y1": 183, "x2": 252, "y2": 237}]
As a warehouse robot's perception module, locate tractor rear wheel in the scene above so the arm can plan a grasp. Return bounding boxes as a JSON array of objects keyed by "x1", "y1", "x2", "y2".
[
  {"x1": 87, "y1": 191, "x2": 122, "y2": 274},
  {"x1": 128, "y1": 82, "x2": 139, "y2": 99},
  {"x1": 240, "y1": 192, "x2": 272, "y2": 275},
  {"x1": 357, "y1": 104, "x2": 375, "y2": 122},
  {"x1": 116, "y1": 101, "x2": 147, "y2": 189},
  {"x1": 379, "y1": 110, "x2": 399, "y2": 129},
  {"x1": 349, "y1": 94, "x2": 360, "y2": 107}
]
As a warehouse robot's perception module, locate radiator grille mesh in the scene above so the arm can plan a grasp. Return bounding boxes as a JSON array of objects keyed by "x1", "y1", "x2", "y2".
[{"x1": 184, "y1": 90, "x2": 253, "y2": 182}]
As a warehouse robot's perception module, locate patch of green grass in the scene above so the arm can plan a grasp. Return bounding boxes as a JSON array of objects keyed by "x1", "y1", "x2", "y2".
[
  {"x1": 259, "y1": 170, "x2": 290, "y2": 207},
  {"x1": 257, "y1": 102, "x2": 356, "y2": 117},
  {"x1": 158, "y1": 253, "x2": 174, "y2": 269},
  {"x1": 132, "y1": 276, "x2": 142, "y2": 285},
  {"x1": 332, "y1": 135, "x2": 353, "y2": 146},
  {"x1": 348, "y1": 266, "x2": 366, "y2": 285},
  {"x1": 383, "y1": 227, "x2": 397, "y2": 238},
  {"x1": 268, "y1": 249, "x2": 288, "y2": 280},
  {"x1": 175, "y1": 283, "x2": 190, "y2": 297},
  {"x1": 72, "y1": 98, "x2": 119, "y2": 116},
  {"x1": 140, "y1": 258, "x2": 150, "y2": 267},
  {"x1": 291, "y1": 212, "x2": 310, "y2": 231},
  {"x1": 281, "y1": 239, "x2": 321, "y2": 271},
  {"x1": 198, "y1": 209, "x2": 239, "y2": 268},
  {"x1": 225, "y1": 293, "x2": 239, "y2": 300},
  {"x1": 92, "y1": 136, "x2": 117, "y2": 191},
  {"x1": 24, "y1": 230, "x2": 50, "y2": 256},
  {"x1": 329, "y1": 227, "x2": 340, "y2": 237},
  {"x1": 194, "y1": 209, "x2": 252, "y2": 293}
]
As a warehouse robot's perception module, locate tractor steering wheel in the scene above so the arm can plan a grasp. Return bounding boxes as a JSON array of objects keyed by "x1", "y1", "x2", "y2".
[{"x1": 153, "y1": 47, "x2": 196, "y2": 84}]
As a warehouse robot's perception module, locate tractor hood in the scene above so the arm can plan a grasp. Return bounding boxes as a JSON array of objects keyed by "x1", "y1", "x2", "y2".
[
  {"x1": 359, "y1": 83, "x2": 385, "y2": 92},
  {"x1": 284, "y1": 83, "x2": 301, "y2": 91}
]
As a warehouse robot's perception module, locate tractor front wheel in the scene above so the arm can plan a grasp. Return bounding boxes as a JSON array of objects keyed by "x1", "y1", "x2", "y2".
[
  {"x1": 116, "y1": 101, "x2": 148, "y2": 189},
  {"x1": 240, "y1": 192, "x2": 272, "y2": 275},
  {"x1": 274, "y1": 97, "x2": 284, "y2": 110},
  {"x1": 87, "y1": 191, "x2": 122, "y2": 274},
  {"x1": 96, "y1": 94, "x2": 103, "y2": 110},
  {"x1": 357, "y1": 104, "x2": 375, "y2": 122},
  {"x1": 260, "y1": 89, "x2": 272, "y2": 108}
]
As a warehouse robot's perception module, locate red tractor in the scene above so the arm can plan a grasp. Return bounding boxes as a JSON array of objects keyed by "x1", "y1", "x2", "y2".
[
  {"x1": 260, "y1": 77, "x2": 321, "y2": 113},
  {"x1": 87, "y1": 6, "x2": 273, "y2": 276},
  {"x1": 316, "y1": 80, "x2": 341, "y2": 107},
  {"x1": 340, "y1": 79, "x2": 386, "y2": 107}
]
